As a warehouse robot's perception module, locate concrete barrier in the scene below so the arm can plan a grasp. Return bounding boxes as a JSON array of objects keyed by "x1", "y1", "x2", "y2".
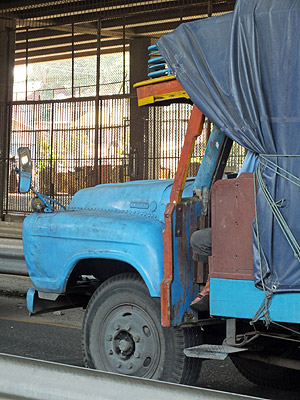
[
  {"x1": 0, "y1": 353, "x2": 263, "y2": 400},
  {"x1": 0, "y1": 222, "x2": 27, "y2": 275}
]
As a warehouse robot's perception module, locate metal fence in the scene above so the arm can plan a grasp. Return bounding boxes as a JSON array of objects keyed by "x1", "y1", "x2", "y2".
[
  {"x1": 148, "y1": 104, "x2": 245, "y2": 180},
  {"x1": 6, "y1": 97, "x2": 244, "y2": 213},
  {"x1": 1, "y1": 0, "x2": 241, "y2": 215},
  {"x1": 148, "y1": 103, "x2": 202, "y2": 180},
  {"x1": 7, "y1": 96, "x2": 131, "y2": 212},
  {"x1": 6, "y1": 99, "x2": 199, "y2": 212}
]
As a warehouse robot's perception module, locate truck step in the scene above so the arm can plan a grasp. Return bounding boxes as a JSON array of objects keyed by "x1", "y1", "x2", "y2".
[{"x1": 184, "y1": 344, "x2": 248, "y2": 360}]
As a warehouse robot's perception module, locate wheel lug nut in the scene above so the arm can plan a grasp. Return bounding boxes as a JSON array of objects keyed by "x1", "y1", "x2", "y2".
[
  {"x1": 126, "y1": 324, "x2": 131, "y2": 331},
  {"x1": 115, "y1": 362, "x2": 121, "y2": 369},
  {"x1": 109, "y1": 350, "x2": 113, "y2": 355},
  {"x1": 134, "y1": 335, "x2": 140, "y2": 342},
  {"x1": 128, "y1": 363, "x2": 133, "y2": 369},
  {"x1": 115, "y1": 324, "x2": 120, "y2": 330},
  {"x1": 107, "y1": 335, "x2": 113, "y2": 341},
  {"x1": 134, "y1": 352, "x2": 140, "y2": 358}
]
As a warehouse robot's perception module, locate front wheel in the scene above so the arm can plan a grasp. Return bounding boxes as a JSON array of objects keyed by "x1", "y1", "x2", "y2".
[{"x1": 83, "y1": 273, "x2": 202, "y2": 384}]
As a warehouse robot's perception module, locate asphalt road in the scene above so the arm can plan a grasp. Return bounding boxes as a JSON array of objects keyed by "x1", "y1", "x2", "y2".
[{"x1": 0, "y1": 276, "x2": 299, "y2": 400}]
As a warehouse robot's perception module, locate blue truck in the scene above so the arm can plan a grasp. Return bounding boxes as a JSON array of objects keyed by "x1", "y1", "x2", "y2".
[{"x1": 18, "y1": 0, "x2": 300, "y2": 390}]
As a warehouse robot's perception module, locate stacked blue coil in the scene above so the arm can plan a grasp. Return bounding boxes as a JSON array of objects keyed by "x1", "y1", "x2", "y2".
[{"x1": 148, "y1": 45, "x2": 171, "y2": 78}]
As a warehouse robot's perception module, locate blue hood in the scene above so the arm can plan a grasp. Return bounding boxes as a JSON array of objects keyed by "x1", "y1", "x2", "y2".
[{"x1": 67, "y1": 178, "x2": 195, "y2": 223}]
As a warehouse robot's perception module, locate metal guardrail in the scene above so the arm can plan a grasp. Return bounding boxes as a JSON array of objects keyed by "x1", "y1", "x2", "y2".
[
  {"x1": 0, "y1": 222, "x2": 27, "y2": 276},
  {"x1": 0, "y1": 353, "x2": 263, "y2": 400},
  {"x1": 0, "y1": 221, "x2": 23, "y2": 239}
]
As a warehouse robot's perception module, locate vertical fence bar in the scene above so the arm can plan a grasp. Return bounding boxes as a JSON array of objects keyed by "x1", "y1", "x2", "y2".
[
  {"x1": 5, "y1": 102, "x2": 12, "y2": 216},
  {"x1": 152, "y1": 107, "x2": 156, "y2": 180},
  {"x1": 25, "y1": 28, "x2": 28, "y2": 102},
  {"x1": 94, "y1": 18, "x2": 101, "y2": 186},
  {"x1": 122, "y1": 17, "x2": 126, "y2": 96},
  {"x1": 49, "y1": 102, "x2": 54, "y2": 197},
  {"x1": 71, "y1": 23, "x2": 75, "y2": 98},
  {"x1": 4, "y1": 24, "x2": 14, "y2": 216},
  {"x1": 0, "y1": 21, "x2": 15, "y2": 218},
  {"x1": 208, "y1": 0, "x2": 213, "y2": 17}
]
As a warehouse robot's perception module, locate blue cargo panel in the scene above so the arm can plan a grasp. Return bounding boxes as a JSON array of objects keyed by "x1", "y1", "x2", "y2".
[{"x1": 210, "y1": 278, "x2": 300, "y2": 324}]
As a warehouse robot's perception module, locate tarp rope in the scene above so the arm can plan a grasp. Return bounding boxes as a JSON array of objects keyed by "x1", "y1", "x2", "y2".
[{"x1": 251, "y1": 154, "x2": 300, "y2": 327}]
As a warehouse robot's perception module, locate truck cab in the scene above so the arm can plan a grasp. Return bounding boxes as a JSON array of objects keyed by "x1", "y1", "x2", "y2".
[
  {"x1": 19, "y1": 78, "x2": 227, "y2": 385},
  {"x1": 19, "y1": 0, "x2": 300, "y2": 390}
]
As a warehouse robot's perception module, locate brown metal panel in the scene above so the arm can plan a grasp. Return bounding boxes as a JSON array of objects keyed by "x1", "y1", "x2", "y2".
[{"x1": 210, "y1": 173, "x2": 255, "y2": 280}]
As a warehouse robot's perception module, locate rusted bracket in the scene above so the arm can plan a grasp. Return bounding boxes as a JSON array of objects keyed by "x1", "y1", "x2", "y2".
[
  {"x1": 174, "y1": 204, "x2": 183, "y2": 237},
  {"x1": 161, "y1": 105, "x2": 205, "y2": 327}
]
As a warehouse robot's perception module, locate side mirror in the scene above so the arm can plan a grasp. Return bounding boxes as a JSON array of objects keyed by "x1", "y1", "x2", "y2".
[{"x1": 17, "y1": 147, "x2": 32, "y2": 193}]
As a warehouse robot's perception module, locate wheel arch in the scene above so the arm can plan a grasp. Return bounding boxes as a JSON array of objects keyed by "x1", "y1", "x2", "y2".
[
  {"x1": 65, "y1": 253, "x2": 162, "y2": 298},
  {"x1": 23, "y1": 212, "x2": 164, "y2": 297}
]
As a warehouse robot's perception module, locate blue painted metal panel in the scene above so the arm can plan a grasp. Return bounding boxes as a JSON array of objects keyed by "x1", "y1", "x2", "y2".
[
  {"x1": 23, "y1": 179, "x2": 195, "y2": 298},
  {"x1": 194, "y1": 126, "x2": 225, "y2": 191},
  {"x1": 68, "y1": 179, "x2": 194, "y2": 223},
  {"x1": 171, "y1": 200, "x2": 201, "y2": 325},
  {"x1": 210, "y1": 278, "x2": 300, "y2": 324},
  {"x1": 168, "y1": 127, "x2": 226, "y2": 325},
  {"x1": 26, "y1": 288, "x2": 35, "y2": 313},
  {"x1": 23, "y1": 210, "x2": 164, "y2": 296},
  {"x1": 18, "y1": 171, "x2": 31, "y2": 193}
]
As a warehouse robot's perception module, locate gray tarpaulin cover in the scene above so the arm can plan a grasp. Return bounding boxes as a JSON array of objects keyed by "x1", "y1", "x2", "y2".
[{"x1": 157, "y1": 0, "x2": 300, "y2": 292}]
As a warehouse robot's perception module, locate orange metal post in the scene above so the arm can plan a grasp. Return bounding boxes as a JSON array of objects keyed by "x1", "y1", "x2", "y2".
[{"x1": 134, "y1": 77, "x2": 205, "y2": 327}]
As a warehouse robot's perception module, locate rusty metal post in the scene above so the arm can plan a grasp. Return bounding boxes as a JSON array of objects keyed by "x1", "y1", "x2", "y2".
[
  {"x1": 208, "y1": 1, "x2": 213, "y2": 17},
  {"x1": 129, "y1": 37, "x2": 150, "y2": 180}
]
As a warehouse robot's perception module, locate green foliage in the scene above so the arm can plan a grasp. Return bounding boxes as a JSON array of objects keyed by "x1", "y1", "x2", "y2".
[
  {"x1": 35, "y1": 138, "x2": 58, "y2": 172},
  {"x1": 117, "y1": 131, "x2": 129, "y2": 157}
]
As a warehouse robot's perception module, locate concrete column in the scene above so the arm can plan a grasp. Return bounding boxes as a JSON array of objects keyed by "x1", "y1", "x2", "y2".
[
  {"x1": 0, "y1": 18, "x2": 15, "y2": 219},
  {"x1": 129, "y1": 37, "x2": 151, "y2": 181}
]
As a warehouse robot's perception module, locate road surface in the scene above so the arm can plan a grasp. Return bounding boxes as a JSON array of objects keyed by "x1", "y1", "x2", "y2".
[{"x1": 0, "y1": 275, "x2": 299, "y2": 399}]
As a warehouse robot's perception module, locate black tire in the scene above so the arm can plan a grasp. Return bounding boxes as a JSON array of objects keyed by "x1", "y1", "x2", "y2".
[
  {"x1": 231, "y1": 355, "x2": 300, "y2": 390},
  {"x1": 83, "y1": 273, "x2": 202, "y2": 385}
]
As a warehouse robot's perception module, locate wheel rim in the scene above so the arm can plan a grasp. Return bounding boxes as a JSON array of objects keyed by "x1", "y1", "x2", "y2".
[{"x1": 99, "y1": 303, "x2": 161, "y2": 378}]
